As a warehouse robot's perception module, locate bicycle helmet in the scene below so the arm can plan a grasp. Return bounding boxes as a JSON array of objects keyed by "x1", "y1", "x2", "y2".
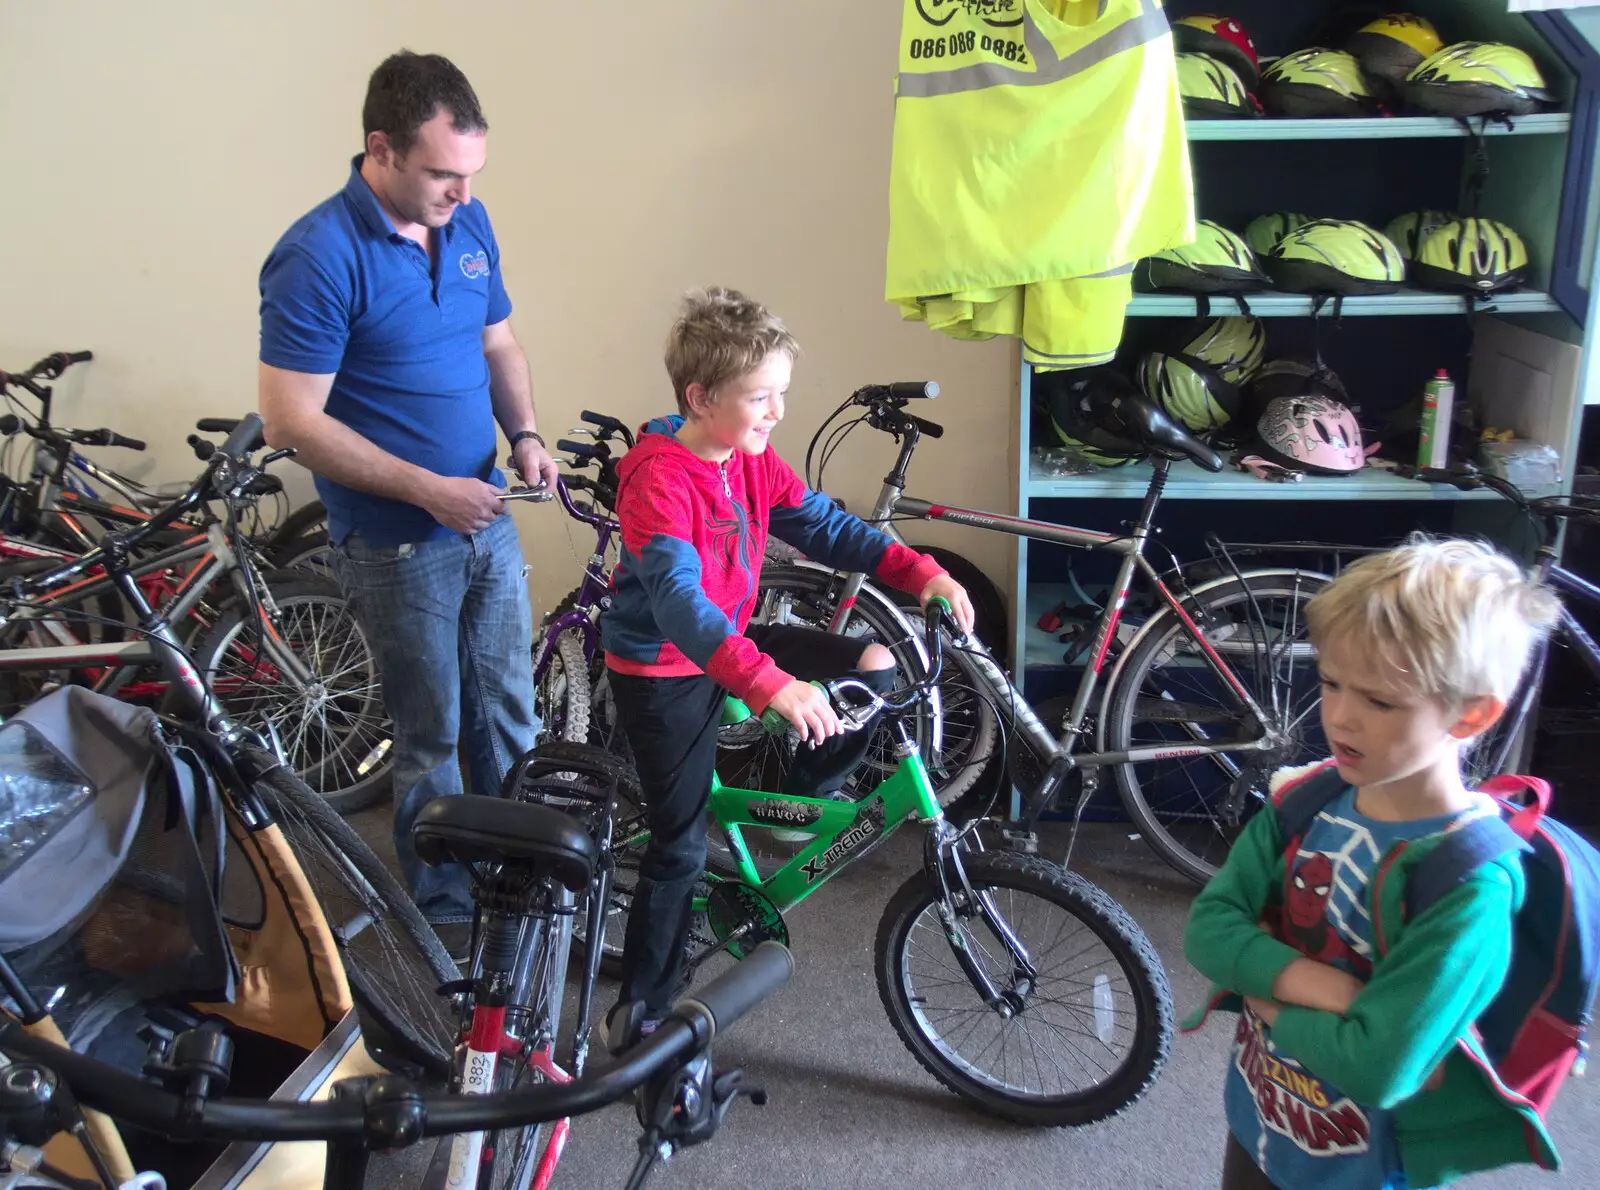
[
  {"x1": 1406, "y1": 42, "x2": 1554, "y2": 118},
  {"x1": 1411, "y1": 217, "x2": 1530, "y2": 294},
  {"x1": 1244, "y1": 211, "x2": 1311, "y2": 257},
  {"x1": 1261, "y1": 49, "x2": 1375, "y2": 118},
  {"x1": 1139, "y1": 317, "x2": 1264, "y2": 434},
  {"x1": 1134, "y1": 220, "x2": 1269, "y2": 293},
  {"x1": 1138, "y1": 358, "x2": 1230, "y2": 436},
  {"x1": 1263, "y1": 219, "x2": 1406, "y2": 295},
  {"x1": 1348, "y1": 13, "x2": 1444, "y2": 100},
  {"x1": 1040, "y1": 367, "x2": 1146, "y2": 467},
  {"x1": 1178, "y1": 53, "x2": 1256, "y2": 119},
  {"x1": 1173, "y1": 14, "x2": 1260, "y2": 88},
  {"x1": 1221, "y1": 358, "x2": 1349, "y2": 449},
  {"x1": 1383, "y1": 209, "x2": 1462, "y2": 261},
  {"x1": 1258, "y1": 393, "x2": 1368, "y2": 475}
]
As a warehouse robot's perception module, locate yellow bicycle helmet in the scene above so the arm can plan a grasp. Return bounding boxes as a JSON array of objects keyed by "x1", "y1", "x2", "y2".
[
  {"x1": 1134, "y1": 220, "x2": 1269, "y2": 293},
  {"x1": 1384, "y1": 209, "x2": 1462, "y2": 261},
  {"x1": 1412, "y1": 217, "x2": 1530, "y2": 294},
  {"x1": 1406, "y1": 42, "x2": 1554, "y2": 117},
  {"x1": 1264, "y1": 219, "x2": 1406, "y2": 295},
  {"x1": 1261, "y1": 49, "x2": 1375, "y2": 118},
  {"x1": 1178, "y1": 53, "x2": 1256, "y2": 119},
  {"x1": 1138, "y1": 317, "x2": 1266, "y2": 434},
  {"x1": 1244, "y1": 211, "x2": 1311, "y2": 257},
  {"x1": 1348, "y1": 14, "x2": 1444, "y2": 100}
]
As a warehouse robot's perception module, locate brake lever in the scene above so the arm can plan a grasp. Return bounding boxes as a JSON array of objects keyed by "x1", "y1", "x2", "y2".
[{"x1": 260, "y1": 447, "x2": 296, "y2": 467}]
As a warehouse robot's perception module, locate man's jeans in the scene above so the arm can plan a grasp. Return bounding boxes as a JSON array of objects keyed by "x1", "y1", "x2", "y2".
[{"x1": 332, "y1": 512, "x2": 539, "y2": 922}]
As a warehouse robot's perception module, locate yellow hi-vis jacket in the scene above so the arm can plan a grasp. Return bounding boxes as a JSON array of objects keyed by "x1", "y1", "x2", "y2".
[{"x1": 887, "y1": 0, "x2": 1195, "y2": 369}]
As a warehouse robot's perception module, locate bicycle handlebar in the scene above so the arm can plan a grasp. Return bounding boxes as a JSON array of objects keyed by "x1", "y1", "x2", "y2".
[
  {"x1": 0, "y1": 414, "x2": 145, "y2": 451},
  {"x1": 579, "y1": 409, "x2": 633, "y2": 442},
  {"x1": 0, "y1": 942, "x2": 792, "y2": 1147},
  {"x1": 195, "y1": 417, "x2": 242, "y2": 434},
  {"x1": 757, "y1": 599, "x2": 952, "y2": 735},
  {"x1": 71, "y1": 428, "x2": 145, "y2": 451},
  {"x1": 2, "y1": 413, "x2": 277, "y2": 601}
]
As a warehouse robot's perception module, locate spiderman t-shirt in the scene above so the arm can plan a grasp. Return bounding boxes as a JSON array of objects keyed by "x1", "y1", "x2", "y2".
[{"x1": 1224, "y1": 785, "x2": 1460, "y2": 1190}]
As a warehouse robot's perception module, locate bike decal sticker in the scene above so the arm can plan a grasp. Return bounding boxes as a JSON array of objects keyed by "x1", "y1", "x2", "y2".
[
  {"x1": 799, "y1": 802, "x2": 888, "y2": 882},
  {"x1": 748, "y1": 799, "x2": 825, "y2": 829}
]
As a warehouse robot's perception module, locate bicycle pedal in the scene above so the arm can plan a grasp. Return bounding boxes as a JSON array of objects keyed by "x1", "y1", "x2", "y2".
[{"x1": 998, "y1": 827, "x2": 1039, "y2": 855}]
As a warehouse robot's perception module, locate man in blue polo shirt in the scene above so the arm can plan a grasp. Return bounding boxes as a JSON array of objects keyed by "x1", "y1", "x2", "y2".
[{"x1": 257, "y1": 51, "x2": 556, "y2": 944}]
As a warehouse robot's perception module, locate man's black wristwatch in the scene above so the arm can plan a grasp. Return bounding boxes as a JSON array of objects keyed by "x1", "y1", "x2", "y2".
[{"x1": 509, "y1": 430, "x2": 546, "y2": 450}]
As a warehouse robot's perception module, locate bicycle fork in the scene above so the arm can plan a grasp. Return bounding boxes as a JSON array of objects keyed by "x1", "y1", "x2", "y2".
[{"x1": 927, "y1": 823, "x2": 1039, "y2": 1016}]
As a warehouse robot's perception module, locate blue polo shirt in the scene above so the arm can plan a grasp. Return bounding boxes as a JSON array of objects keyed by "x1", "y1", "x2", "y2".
[{"x1": 258, "y1": 155, "x2": 513, "y2": 546}]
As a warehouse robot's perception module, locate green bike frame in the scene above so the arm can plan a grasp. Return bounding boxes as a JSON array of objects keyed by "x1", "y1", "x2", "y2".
[{"x1": 706, "y1": 713, "x2": 943, "y2": 911}]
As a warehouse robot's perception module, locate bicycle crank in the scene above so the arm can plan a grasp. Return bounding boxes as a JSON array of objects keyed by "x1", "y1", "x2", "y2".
[{"x1": 703, "y1": 884, "x2": 789, "y2": 961}]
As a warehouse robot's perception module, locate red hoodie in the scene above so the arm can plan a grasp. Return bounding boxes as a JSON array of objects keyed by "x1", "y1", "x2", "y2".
[{"x1": 599, "y1": 415, "x2": 945, "y2": 711}]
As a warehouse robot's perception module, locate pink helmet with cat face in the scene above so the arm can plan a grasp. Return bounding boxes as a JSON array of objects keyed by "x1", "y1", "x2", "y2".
[{"x1": 1257, "y1": 394, "x2": 1367, "y2": 475}]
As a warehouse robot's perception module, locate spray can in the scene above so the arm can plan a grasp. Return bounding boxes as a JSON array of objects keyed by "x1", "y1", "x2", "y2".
[{"x1": 1417, "y1": 368, "x2": 1456, "y2": 470}]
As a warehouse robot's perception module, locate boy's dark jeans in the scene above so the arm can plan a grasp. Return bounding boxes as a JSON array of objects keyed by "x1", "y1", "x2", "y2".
[{"x1": 609, "y1": 624, "x2": 895, "y2": 1014}]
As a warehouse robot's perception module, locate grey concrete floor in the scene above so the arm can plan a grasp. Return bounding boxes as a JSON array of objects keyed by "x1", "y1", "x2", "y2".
[{"x1": 346, "y1": 804, "x2": 1597, "y2": 1190}]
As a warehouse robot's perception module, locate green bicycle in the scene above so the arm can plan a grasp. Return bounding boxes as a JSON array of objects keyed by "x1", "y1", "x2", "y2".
[{"x1": 595, "y1": 599, "x2": 1174, "y2": 1128}]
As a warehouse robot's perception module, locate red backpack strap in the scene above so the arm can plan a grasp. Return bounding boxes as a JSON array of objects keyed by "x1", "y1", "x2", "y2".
[{"x1": 1478, "y1": 774, "x2": 1551, "y2": 841}]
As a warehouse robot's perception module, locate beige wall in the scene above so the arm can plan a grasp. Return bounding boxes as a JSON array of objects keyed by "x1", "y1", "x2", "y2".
[{"x1": 0, "y1": 0, "x2": 1014, "y2": 614}]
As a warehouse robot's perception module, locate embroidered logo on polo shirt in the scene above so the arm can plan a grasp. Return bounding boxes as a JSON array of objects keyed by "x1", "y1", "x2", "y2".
[{"x1": 459, "y1": 250, "x2": 490, "y2": 279}]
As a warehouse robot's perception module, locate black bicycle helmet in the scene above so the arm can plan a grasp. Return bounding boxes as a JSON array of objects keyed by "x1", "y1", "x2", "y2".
[{"x1": 1039, "y1": 367, "x2": 1147, "y2": 467}]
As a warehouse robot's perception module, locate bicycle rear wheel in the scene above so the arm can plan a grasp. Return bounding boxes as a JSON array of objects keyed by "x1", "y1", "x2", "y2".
[
  {"x1": 1102, "y1": 570, "x2": 1329, "y2": 885},
  {"x1": 875, "y1": 852, "x2": 1171, "y2": 1127},
  {"x1": 247, "y1": 754, "x2": 459, "y2": 1081},
  {"x1": 191, "y1": 574, "x2": 393, "y2": 813}
]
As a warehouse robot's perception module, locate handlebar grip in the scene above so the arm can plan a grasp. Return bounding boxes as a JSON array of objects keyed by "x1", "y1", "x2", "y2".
[
  {"x1": 196, "y1": 417, "x2": 242, "y2": 434},
  {"x1": 909, "y1": 413, "x2": 944, "y2": 439},
  {"x1": 580, "y1": 409, "x2": 626, "y2": 432},
  {"x1": 673, "y1": 941, "x2": 794, "y2": 1038},
  {"x1": 557, "y1": 438, "x2": 598, "y2": 460},
  {"x1": 76, "y1": 429, "x2": 146, "y2": 451},
  {"x1": 64, "y1": 350, "x2": 93, "y2": 365},
  {"x1": 759, "y1": 680, "x2": 828, "y2": 735},
  {"x1": 889, "y1": 381, "x2": 939, "y2": 400},
  {"x1": 188, "y1": 434, "x2": 217, "y2": 461},
  {"x1": 0, "y1": 414, "x2": 19, "y2": 436},
  {"x1": 220, "y1": 412, "x2": 266, "y2": 458}
]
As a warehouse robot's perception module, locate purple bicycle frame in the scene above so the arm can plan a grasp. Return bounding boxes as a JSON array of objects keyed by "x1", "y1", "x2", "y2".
[{"x1": 533, "y1": 478, "x2": 620, "y2": 682}]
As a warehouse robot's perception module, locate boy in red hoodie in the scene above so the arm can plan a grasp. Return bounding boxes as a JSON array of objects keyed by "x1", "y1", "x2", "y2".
[{"x1": 599, "y1": 288, "x2": 973, "y2": 1039}]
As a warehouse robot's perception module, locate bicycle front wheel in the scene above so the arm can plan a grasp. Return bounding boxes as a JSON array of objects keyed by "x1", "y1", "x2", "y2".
[
  {"x1": 875, "y1": 852, "x2": 1172, "y2": 1127},
  {"x1": 248, "y1": 755, "x2": 459, "y2": 1081},
  {"x1": 1103, "y1": 570, "x2": 1329, "y2": 885}
]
